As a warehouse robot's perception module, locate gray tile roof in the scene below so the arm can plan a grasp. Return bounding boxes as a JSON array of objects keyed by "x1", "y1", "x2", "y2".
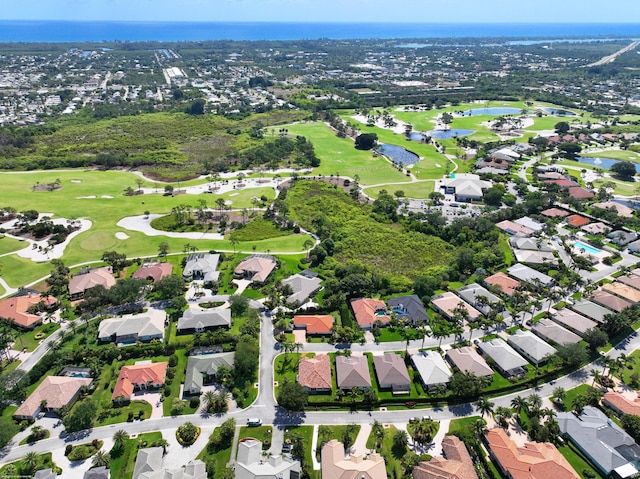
[
  {"x1": 532, "y1": 318, "x2": 581, "y2": 345},
  {"x1": 456, "y1": 283, "x2": 502, "y2": 316},
  {"x1": 177, "y1": 308, "x2": 231, "y2": 332},
  {"x1": 98, "y1": 315, "x2": 164, "y2": 343},
  {"x1": 184, "y1": 352, "x2": 235, "y2": 394},
  {"x1": 506, "y1": 330, "x2": 557, "y2": 364},
  {"x1": 387, "y1": 295, "x2": 429, "y2": 322},
  {"x1": 570, "y1": 300, "x2": 611, "y2": 323},
  {"x1": 281, "y1": 273, "x2": 322, "y2": 304},
  {"x1": 507, "y1": 263, "x2": 554, "y2": 286},
  {"x1": 411, "y1": 350, "x2": 453, "y2": 386},
  {"x1": 183, "y1": 253, "x2": 220, "y2": 283},
  {"x1": 477, "y1": 338, "x2": 528, "y2": 376}
]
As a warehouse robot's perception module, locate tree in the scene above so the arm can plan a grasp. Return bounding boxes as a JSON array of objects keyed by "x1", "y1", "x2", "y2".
[
  {"x1": 229, "y1": 294, "x2": 249, "y2": 318},
  {"x1": 154, "y1": 274, "x2": 185, "y2": 299},
  {"x1": 277, "y1": 379, "x2": 308, "y2": 411},
  {"x1": 475, "y1": 396, "x2": 494, "y2": 418},
  {"x1": 113, "y1": 429, "x2": 129, "y2": 449},
  {"x1": 558, "y1": 142, "x2": 582, "y2": 158},
  {"x1": 341, "y1": 424, "x2": 358, "y2": 451},
  {"x1": 392, "y1": 429, "x2": 409, "y2": 453},
  {"x1": 411, "y1": 419, "x2": 439, "y2": 445},
  {"x1": 556, "y1": 342, "x2": 588, "y2": 368},
  {"x1": 510, "y1": 396, "x2": 528, "y2": 414},
  {"x1": 22, "y1": 451, "x2": 40, "y2": 475},
  {"x1": 63, "y1": 399, "x2": 97, "y2": 433},
  {"x1": 583, "y1": 327, "x2": 608, "y2": 351},
  {"x1": 552, "y1": 387, "x2": 567, "y2": 405},
  {"x1": 92, "y1": 450, "x2": 111, "y2": 468},
  {"x1": 611, "y1": 161, "x2": 637, "y2": 178},
  {"x1": 354, "y1": 133, "x2": 378, "y2": 150},
  {"x1": 554, "y1": 121, "x2": 570, "y2": 134},
  {"x1": 177, "y1": 422, "x2": 199, "y2": 445},
  {"x1": 371, "y1": 420, "x2": 385, "y2": 449},
  {"x1": 102, "y1": 250, "x2": 127, "y2": 273},
  {"x1": 187, "y1": 98, "x2": 205, "y2": 115},
  {"x1": 158, "y1": 241, "x2": 169, "y2": 257},
  {"x1": 622, "y1": 414, "x2": 640, "y2": 443},
  {"x1": 0, "y1": 418, "x2": 18, "y2": 450},
  {"x1": 450, "y1": 371, "x2": 487, "y2": 398}
]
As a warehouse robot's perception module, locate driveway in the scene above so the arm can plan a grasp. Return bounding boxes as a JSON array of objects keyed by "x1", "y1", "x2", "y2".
[{"x1": 133, "y1": 390, "x2": 164, "y2": 419}]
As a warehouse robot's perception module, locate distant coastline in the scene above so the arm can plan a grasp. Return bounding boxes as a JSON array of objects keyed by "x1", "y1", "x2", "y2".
[{"x1": 0, "y1": 20, "x2": 638, "y2": 43}]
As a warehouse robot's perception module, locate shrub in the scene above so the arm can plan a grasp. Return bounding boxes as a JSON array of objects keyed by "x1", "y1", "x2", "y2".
[
  {"x1": 176, "y1": 422, "x2": 200, "y2": 446},
  {"x1": 189, "y1": 397, "x2": 200, "y2": 409}
]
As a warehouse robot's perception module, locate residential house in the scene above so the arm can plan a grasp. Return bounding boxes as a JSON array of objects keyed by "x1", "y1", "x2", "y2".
[
  {"x1": 627, "y1": 239, "x2": 640, "y2": 254},
  {"x1": 184, "y1": 352, "x2": 235, "y2": 395},
  {"x1": 603, "y1": 392, "x2": 640, "y2": 417},
  {"x1": 513, "y1": 249, "x2": 557, "y2": 265},
  {"x1": 441, "y1": 174, "x2": 492, "y2": 202},
  {"x1": 411, "y1": 350, "x2": 453, "y2": 391},
  {"x1": 491, "y1": 147, "x2": 520, "y2": 161},
  {"x1": 581, "y1": 222, "x2": 611, "y2": 235},
  {"x1": 387, "y1": 295, "x2": 429, "y2": 323},
  {"x1": 565, "y1": 214, "x2": 590, "y2": 228},
  {"x1": 0, "y1": 293, "x2": 57, "y2": 329},
  {"x1": 373, "y1": 353, "x2": 411, "y2": 394},
  {"x1": 558, "y1": 406, "x2": 640, "y2": 478},
  {"x1": 617, "y1": 274, "x2": 640, "y2": 292},
  {"x1": 509, "y1": 237, "x2": 554, "y2": 252},
  {"x1": 236, "y1": 439, "x2": 301, "y2": 479},
  {"x1": 570, "y1": 300, "x2": 611, "y2": 324},
  {"x1": 483, "y1": 272, "x2": 521, "y2": 297},
  {"x1": 485, "y1": 428, "x2": 580, "y2": 479},
  {"x1": 293, "y1": 315, "x2": 334, "y2": 335},
  {"x1": 83, "y1": 467, "x2": 110, "y2": 479},
  {"x1": 541, "y1": 208, "x2": 569, "y2": 218},
  {"x1": 445, "y1": 346, "x2": 493, "y2": 378},
  {"x1": 298, "y1": 354, "x2": 332, "y2": 393},
  {"x1": 33, "y1": 471, "x2": 57, "y2": 479},
  {"x1": 336, "y1": 355, "x2": 371, "y2": 390},
  {"x1": 132, "y1": 447, "x2": 207, "y2": 479},
  {"x1": 456, "y1": 284, "x2": 503, "y2": 316},
  {"x1": 132, "y1": 262, "x2": 173, "y2": 282},
  {"x1": 477, "y1": 338, "x2": 528, "y2": 377},
  {"x1": 177, "y1": 308, "x2": 231, "y2": 333},
  {"x1": 69, "y1": 266, "x2": 115, "y2": 299},
  {"x1": 431, "y1": 292, "x2": 482, "y2": 322},
  {"x1": 532, "y1": 318, "x2": 581, "y2": 345},
  {"x1": 514, "y1": 216, "x2": 544, "y2": 232},
  {"x1": 609, "y1": 230, "x2": 638, "y2": 247},
  {"x1": 112, "y1": 362, "x2": 168, "y2": 402},
  {"x1": 350, "y1": 298, "x2": 390, "y2": 329},
  {"x1": 603, "y1": 282, "x2": 640, "y2": 304},
  {"x1": 14, "y1": 375, "x2": 93, "y2": 420},
  {"x1": 568, "y1": 186, "x2": 595, "y2": 201},
  {"x1": 182, "y1": 253, "x2": 220, "y2": 283},
  {"x1": 98, "y1": 314, "x2": 164, "y2": 344},
  {"x1": 234, "y1": 255, "x2": 277, "y2": 283},
  {"x1": 591, "y1": 289, "x2": 632, "y2": 313},
  {"x1": 321, "y1": 440, "x2": 386, "y2": 479},
  {"x1": 506, "y1": 330, "x2": 557, "y2": 365},
  {"x1": 495, "y1": 220, "x2": 534, "y2": 237},
  {"x1": 412, "y1": 435, "x2": 478, "y2": 479},
  {"x1": 281, "y1": 273, "x2": 322, "y2": 305},
  {"x1": 507, "y1": 263, "x2": 554, "y2": 287}
]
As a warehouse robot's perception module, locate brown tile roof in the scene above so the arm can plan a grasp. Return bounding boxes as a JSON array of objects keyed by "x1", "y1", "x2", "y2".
[
  {"x1": 413, "y1": 435, "x2": 478, "y2": 479},
  {"x1": 15, "y1": 376, "x2": 92, "y2": 418},
  {"x1": 591, "y1": 289, "x2": 633, "y2": 313},
  {"x1": 495, "y1": 220, "x2": 534, "y2": 237},
  {"x1": 0, "y1": 293, "x2": 57, "y2": 329},
  {"x1": 484, "y1": 272, "x2": 521, "y2": 297},
  {"x1": 565, "y1": 214, "x2": 590, "y2": 228},
  {"x1": 592, "y1": 201, "x2": 635, "y2": 218},
  {"x1": 568, "y1": 187, "x2": 595, "y2": 200},
  {"x1": 293, "y1": 315, "x2": 334, "y2": 334},
  {"x1": 603, "y1": 282, "x2": 640, "y2": 303},
  {"x1": 112, "y1": 362, "x2": 167, "y2": 401},
  {"x1": 431, "y1": 292, "x2": 482, "y2": 321},
  {"x1": 446, "y1": 347, "x2": 494, "y2": 377},
  {"x1": 234, "y1": 256, "x2": 277, "y2": 283},
  {"x1": 350, "y1": 298, "x2": 390, "y2": 327},
  {"x1": 541, "y1": 208, "x2": 569, "y2": 218},
  {"x1": 132, "y1": 262, "x2": 173, "y2": 282},
  {"x1": 373, "y1": 353, "x2": 410, "y2": 388},
  {"x1": 603, "y1": 392, "x2": 640, "y2": 416},
  {"x1": 336, "y1": 355, "x2": 371, "y2": 389},
  {"x1": 298, "y1": 354, "x2": 332, "y2": 390},
  {"x1": 552, "y1": 308, "x2": 597, "y2": 335},
  {"x1": 485, "y1": 428, "x2": 580, "y2": 479},
  {"x1": 617, "y1": 274, "x2": 640, "y2": 292},
  {"x1": 545, "y1": 179, "x2": 578, "y2": 188},
  {"x1": 69, "y1": 266, "x2": 116, "y2": 296}
]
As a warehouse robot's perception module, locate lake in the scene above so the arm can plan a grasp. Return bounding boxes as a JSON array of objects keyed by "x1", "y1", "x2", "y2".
[
  {"x1": 577, "y1": 157, "x2": 640, "y2": 173},
  {"x1": 461, "y1": 107, "x2": 522, "y2": 116},
  {"x1": 428, "y1": 129, "x2": 475, "y2": 140},
  {"x1": 378, "y1": 144, "x2": 419, "y2": 165}
]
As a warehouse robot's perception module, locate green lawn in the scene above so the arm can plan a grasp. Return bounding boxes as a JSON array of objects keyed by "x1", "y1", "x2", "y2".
[
  {"x1": 197, "y1": 427, "x2": 234, "y2": 479},
  {"x1": 584, "y1": 149, "x2": 640, "y2": 162},
  {"x1": 448, "y1": 416, "x2": 482, "y2": 436},
  {"x1": 14, "y1": 321, "x2": 60, "y2": 352},
  {"x1": 284, "y1": 426, "x2": 315, "y2": 478},
  {"x1": 110, "y1": 432, "x2": 163, "y2": 479},
  {"x1": 363, "y1": 180, "x2": 435, "y2": 200},
  {"x1": 0, "y1": 452, "x2": 59, "y2": 477},
  {"x1": 365, "y1": 424, "x2": 407, "y2": 478},
  {"x1": 162, "y1": 350, "x2": 195, "y2": 416},
  {"x1": 0, "y1": 236, "x2": 27, "y2": 255},
  {"x1": 282, "y1": 122, "x2": 410, "y2": 185},
  {"x1": 563, "y1": 384, "x2": 594, "y2": 412},
  {"x1": 558, "y1": 443, "x2": 605, "y2": 479},
  {"x1": 0, "y1": 169, "x2": 312, "y2": 289},
  {"x1": 616, "y1": 349, "x2": 640, "y2": 385},
  {"x1": 238, "y1": 425, "x2": 273, "y2": 449}
]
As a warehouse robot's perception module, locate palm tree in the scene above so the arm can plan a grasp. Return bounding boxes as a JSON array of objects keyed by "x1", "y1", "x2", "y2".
[
  {"x1": 527, "y1": 393, "x2": 542, "y2": 409},
  {"x1": 473, "y1": 418, "x2": 488, "y2": 438},
  {"x1": 202, "y1": 391, "x2": 217, "y2": 412},
  {"x1": 392, "y1": 429, "x2": 409, "y2": 451},
  {"x1": 349, "y1": 386, "x2": 360, "y2": 403},
  {"x1": 590, "y1": 369, "x2": 602, "y2": 387},
  {"x1": 22, "y1": 452, "x2": 40, "y2": 475},
  {"x1": 511, "y1": 396, "x2": 528, "y2": 415},
  {"x1": 475, "y1": 396, "x2": 494, "y2": 418},
  {"x1": 156, "y1": 438, "x2": 169, "y2": 455},
  {"x1": 113, "y1": 429, "x2": 129, "y2": 449},
  {"x1": 371, "y1": 420, "x2": 384, "y2": 450},
  {"x1": 91, "y1": 450, "x2": 111, "y2": 468},
  {"x1": 412, "y1": 419, "x2": 439, "y2": 445},
  {"x1": 552, "y1": 387, "x2": 567, "y2": 405},
  {"x1": 318, "y1": 425, "x2": 332, "y2": 448}
]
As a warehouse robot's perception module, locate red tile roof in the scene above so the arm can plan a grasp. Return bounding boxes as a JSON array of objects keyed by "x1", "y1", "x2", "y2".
[
  {"x1": 298, "y1": 354, "x2": 332, "y2": 390},
  {"x1": 568, "y1": 187, "x2": 595, "y2": 200},
  {"x1": 565, "y1": 214, "x2": 590, "y2": 228},
  {"x1": 486, "y1": 428, "x2": 580, "y2": 479},
  {"x1": 350, "y1": 298, "x2": 389, "y2": 327},
  {"x1": 112, "y1": 362, "x2": 167, "y2": 401},
  {"x1": 541, "y1": 208, "x2": 569, "y2": 218},
  {"x1": 132, "y1": 262, "x2": 173, "y2": 282},
  {"x1": 545, "y1": 179, "x2": 577, "y2": 188},
  {"x1": 0, "y1": 293, "x2": 57, "y2": 329},
  {"x1": 293, "y1": 315, "x2": 334, "y2": 334},
  {"x1": 413, "y1": 435, "x2": 478, "y2": 479},
  {"x1": 603, "y1": 392, "x2": 640, "y2": 416}
]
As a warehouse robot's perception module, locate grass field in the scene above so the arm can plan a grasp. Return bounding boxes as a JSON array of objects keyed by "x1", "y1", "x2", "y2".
[
  {"x1": 363, "y1": 180, "x2": 435, "y2": 200},
  {"x1": 110, "y1": 432, "x2": 163, "y2": 479},
  {"x1": 583, "y1": 149, "x2": 640, "y2": 162},
  {"x1": 0, "y1": 236, "x2": 27, "y2": 256}
]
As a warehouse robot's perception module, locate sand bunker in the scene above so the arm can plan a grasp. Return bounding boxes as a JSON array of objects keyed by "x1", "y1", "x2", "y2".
[
  {"x1": 16, "y1": 218, "x2": 92, "y2": 262},
  {"x1": 101, "y1": 195, "x2": 114, "y2": 199},
  {"x1": 224, "y1": 200, "x2": 233, "y2": 206},
  {"x1": 77, "y1": 195, "x2": 96, "y2": 199},
  {"x1": 115, "y1": 232, "x2": 129, "y2": 240},
  {"x1": 71, "y1": 180, "x2": 82, "y2": 183}
]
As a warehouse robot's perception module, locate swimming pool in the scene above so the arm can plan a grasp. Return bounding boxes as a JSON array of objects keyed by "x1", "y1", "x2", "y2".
[{"x1": 573, "y1": 241, "x2": 602, "y2": 255}]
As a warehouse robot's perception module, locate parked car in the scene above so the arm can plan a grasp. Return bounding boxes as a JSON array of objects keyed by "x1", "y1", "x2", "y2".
[{"x1": 247, "y1": 418, "x2": 262, "y2": 426}]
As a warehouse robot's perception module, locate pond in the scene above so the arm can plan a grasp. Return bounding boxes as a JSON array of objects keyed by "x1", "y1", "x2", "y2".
[
  {"x1": 543, "y1": 107, "x2": 576, "y2": 116},
  {"x1": 427, "y1": 129, "x2": 475, "y2": 140},
  {"x1": 461, "y1": 107, "x2": 522, "y2": 116},
  {"x1": 378, "y1": 144, "x2": 419, "y2": 165},
  {"x1": 576, "y1": 156, "x2": 640, "y2": 173}
]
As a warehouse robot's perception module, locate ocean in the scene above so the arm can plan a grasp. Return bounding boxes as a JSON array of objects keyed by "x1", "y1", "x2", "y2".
[{"x1": 0, "y1": 21, "x2": 638, "y2": 43}]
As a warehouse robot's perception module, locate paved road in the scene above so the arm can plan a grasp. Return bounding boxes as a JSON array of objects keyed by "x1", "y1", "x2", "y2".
[{"x1": 586, "y1": 41, "x2": 640, "y2": 67}]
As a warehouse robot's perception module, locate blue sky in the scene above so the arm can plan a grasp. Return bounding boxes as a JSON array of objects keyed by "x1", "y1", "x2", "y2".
[{"x1": 3, "y1": 0, "x2": 640, "y2": 23}]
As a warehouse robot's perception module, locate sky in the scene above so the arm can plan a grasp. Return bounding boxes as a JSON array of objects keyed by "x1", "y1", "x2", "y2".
[{"x1": 3, "y1": 0, "x2": 640, "y2": 23}]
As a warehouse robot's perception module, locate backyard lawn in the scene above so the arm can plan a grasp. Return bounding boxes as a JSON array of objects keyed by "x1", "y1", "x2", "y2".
[{"x1": 109, "y1": 432, "x2": 163, "y2": 479}]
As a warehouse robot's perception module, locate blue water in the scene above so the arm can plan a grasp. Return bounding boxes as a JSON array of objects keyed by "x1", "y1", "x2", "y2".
[
  {"x1": 577, "y1": 157, "x2": 640, "y2": 173},
  {"x1": 428, "y1": 129, "x2": 475, "y2": 140},
  {"x1": 573, "y1": 241, "x2": 602, "y2": 255},
  {"x1": 543, "y1": 107, "x2": 576, "y2": 116},
  {"x1": 0, "y1": 21, "x2": 638, "y2": 42},
  {"x1": 462, "y1": 107, "x2": 523, "y2": 116},
  {"x1": 378, "y1": 144, "x2": 419, "y2": 165}
]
